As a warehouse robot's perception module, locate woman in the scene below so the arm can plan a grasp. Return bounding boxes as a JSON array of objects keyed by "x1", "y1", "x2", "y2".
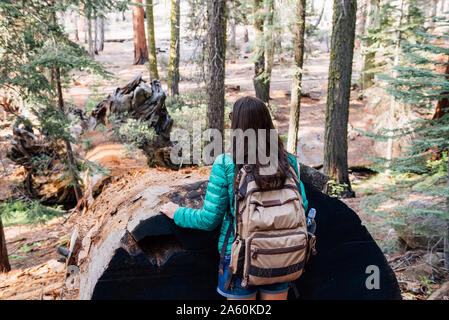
[{"x1": 160, "y1": 96, "x2": 308, "y2": 300}]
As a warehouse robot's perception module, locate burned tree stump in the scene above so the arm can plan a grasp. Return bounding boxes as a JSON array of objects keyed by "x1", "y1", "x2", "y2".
[
  {"x1": 84, "y1": 74, "x2": 174, "y2": 168},
  {"x1": 89, "y1": 73, "x2": 173, "y2": 138},
  {"x1": 66, "y1": 169, "x2": 401, "y2": 300}
]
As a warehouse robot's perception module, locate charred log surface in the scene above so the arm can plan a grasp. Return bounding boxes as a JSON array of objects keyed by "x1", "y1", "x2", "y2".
[
  {"x1": 299, "y1": 163, "x2": 328, "y2": 192},
  {"x1": 77, "y1": 181, "x2": 220, "y2": 300},
  {"x1": 293, "y1": 182, "x2": 401, "y2": 300},
  {"x1": 75, "y1": 178, "x2": 400, "y2": 300}
]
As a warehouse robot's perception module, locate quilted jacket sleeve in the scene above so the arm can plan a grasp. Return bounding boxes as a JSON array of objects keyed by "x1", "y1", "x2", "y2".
[{"x1": 173, "y1": 154, "x2": 229, "y2": 231}]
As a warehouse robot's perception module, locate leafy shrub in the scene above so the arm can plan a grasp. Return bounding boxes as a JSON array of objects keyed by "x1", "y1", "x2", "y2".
[{"x1": 109, "y1": 113, "x2": 157, "y2": 149}]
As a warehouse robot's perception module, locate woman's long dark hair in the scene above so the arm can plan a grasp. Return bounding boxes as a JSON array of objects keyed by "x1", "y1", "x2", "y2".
[{"x1": 231, "y1": 96, "x2": 290, "y2": 190}]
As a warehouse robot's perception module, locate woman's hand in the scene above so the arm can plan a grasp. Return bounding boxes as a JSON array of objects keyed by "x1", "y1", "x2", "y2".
[{"x1": 159, "y1": 202, "x2": 179, "y2": 219}]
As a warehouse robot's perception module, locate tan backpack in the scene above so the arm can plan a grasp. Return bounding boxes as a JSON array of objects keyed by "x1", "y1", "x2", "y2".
[{"x1": 220, "y1": 164, "x2": 316, "y2": 290}]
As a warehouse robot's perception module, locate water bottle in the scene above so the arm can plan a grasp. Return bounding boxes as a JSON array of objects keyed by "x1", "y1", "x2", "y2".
[{"x1": 306, "y1": 208, "x2": 316, "y2": 234}]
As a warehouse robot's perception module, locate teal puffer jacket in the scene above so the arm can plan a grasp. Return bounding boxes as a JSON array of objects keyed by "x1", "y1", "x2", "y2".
[{"x1": 174, "y1": 153, "x2": 308, "y2": 255}]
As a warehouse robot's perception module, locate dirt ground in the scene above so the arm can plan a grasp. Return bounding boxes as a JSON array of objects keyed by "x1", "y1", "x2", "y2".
[{"x1": 0, "y1": 10, "x2": 446, "y2": 300}]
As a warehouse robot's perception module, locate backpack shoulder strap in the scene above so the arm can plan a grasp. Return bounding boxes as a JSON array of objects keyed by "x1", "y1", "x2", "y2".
[{"x1": 219, "y1": 164, "x2": 251, "y2": 273}]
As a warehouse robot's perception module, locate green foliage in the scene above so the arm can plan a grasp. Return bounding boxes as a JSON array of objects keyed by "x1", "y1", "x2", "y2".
[
  {"x1": 84, "y1": 86, "x2": 107, "y2": 114},
  {"x1": 362, "y1": 0, "x2": 430, "y2": 77},
  {"x1": 0, "y1": 0, "x2": 122, "y2": 235},
  {"x1": 327, "y1": 179, "x2": 349, "y2": 198},
  {"x1": 79, "y1": 159, "x2": 111, "y2": 177},
  {"x1": 109, "y1": 113, "x2": 157, "y2": 149},
  {"x1": 166, "y1": 91, "x2": 233, "y2": 133},
  {"x1": 0, "y1": 199, "x2": 66, "y2": 226},
  {"x1": 30, "y1": 154, "x2": 53, "y2": 175},
  {"x1": 361, "y1": 12, "x2": 449, "y2": 250}
]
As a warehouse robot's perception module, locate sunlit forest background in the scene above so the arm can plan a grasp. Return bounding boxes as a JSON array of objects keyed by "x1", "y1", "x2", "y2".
[{"x1": 0, "y1": 0, "x2": 448, "y2": 300}]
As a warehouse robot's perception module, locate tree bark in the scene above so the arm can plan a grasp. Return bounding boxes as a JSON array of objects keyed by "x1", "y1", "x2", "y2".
[
  {"x1": 432, "y1": 57, "x2": 449, "y2": 120},
  {"x1": 433, "y1": 0, "x2": 439, "y2": 17},
  {"x1": 73, "y1": 12, "x2": 79, "y2": 41},
  {"x1": 229, "y1": 20, "x2": 236, "y2": 49},
  {"x1": 386, "y1": 0, "x2": 405, "y2": 167},
  {"x1": 264, "y1": 0, "x2": 275, "y2": 101},
  {"x1": 287, "y1": 0, "x2": 306, "y2": 155},
  {"x1": 313, "y1": 0, "x2": 326, "y2": 28},
  {"x1": 87, "y1": 15, "x2": 94, "y2": 57},
  {"x1": 0, "y1": 218, "x2": 10, "y2": 273},
  {"x1": 253, "y1": 0, "x2": 269, "y2": 102},
  {"x1": 94, "y1": 14, "x2": 98, "y2": 55},
  {"x1": 132, "y1": 0, "x2": 149, "y2": 65},
  {"x1": 98, "y1": 18, "x2": 105, "y2": 52},
  {"x1": 55, "y1": 67, "x2": 82, "y2": 203},
  {"x1": 357, "y1": 0, "x2": 367, "y2": 44},
  {"x1": 146, "y1": 0, "x2": 159, "y2": 80},
  {"x1": 323, "y1": 0, "x2": 357, "y2": 198},
  {"x1": 244, "y1": 27, "x2": 249, "y2": 43},
  {"x1": 78, "y1": 12, "x2": 87, "y2": 44},
  {"x1": 49, "y1": 10, "x2": 83, "y2": 203},
  {"x1": 359, "y1": 0, "x2": 379, "y2": 92},
  {"x1": 445, "y1": 151, "x2": 449, "y2": 269},
  {"x1": 206, "y1": 0, "x2": 227, "y2": 138},
  {"x1": 168, "y1": 0, "x2": 180, "y2": 94}
]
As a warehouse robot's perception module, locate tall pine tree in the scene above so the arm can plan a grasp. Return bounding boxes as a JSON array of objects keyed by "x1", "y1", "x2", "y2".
[{"x1": 375, "y1": 17, "x2": 449, "y2": 267}]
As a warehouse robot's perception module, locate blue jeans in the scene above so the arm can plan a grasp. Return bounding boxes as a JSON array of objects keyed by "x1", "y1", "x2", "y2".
[{"x1": 216, "y1": 256, "x2": 290, "y2": 299}]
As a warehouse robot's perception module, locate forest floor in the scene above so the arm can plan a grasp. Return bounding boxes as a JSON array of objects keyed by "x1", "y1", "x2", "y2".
[{"x1": 1, "y1": 14, "x2": 448, "y2": 299}]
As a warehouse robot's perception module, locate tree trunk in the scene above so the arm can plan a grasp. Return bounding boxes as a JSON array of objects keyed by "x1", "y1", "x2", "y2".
[
  {"x1": 386, "y1": 0, "x2": 405, "y2": 167},
  {"x1": 274, "y1": 1, "x2": 282, "y2": 53},
  {"x1": 433, "y1": 57, "x2": 449, "y2": 120},
  {"x1": 49, "y1": 10, "x2": 83, "y2": 203},
  {"x1": 252, "y1": 0, "x2": 268, "y2": 101},
  {"x1": 229, "y1": 20, "x2": 236, "y2": 49},
  {"x1": 87, "y1": 15, "x2": 94, "y2": 57},
  {"x1": 445, "y1": 153, "x2": 449, "y2": 269},
  {"x1": 313, "y1": 0, "x2": 326, "y2": 28},
  {"x1": 253, "y1": 0, "x2": 269, "y2": 102},
  {"x1": 357, "y1": 0, "x2": 367, "y2": 43},
  {"x1": 98, "y1": 18, "x2": 105, "y2": 52},
  {"x1": 264, "y1": 0, "x2": 275, "y2": 101},
  {"x1": 244, "y1": 27, "x2": 249, "y2": 43},
  {"x1": 132, "y1": 0, "x2": 149, "y2": 65},
  {"x1": 360, "y1": 0, "x2": 379, "y2": 92},
  {"x1": 206, "y1": 0, "x2": 227, "y2": 138},
  {"x1": 79, "y1": 13, "x2": 87, "y2": 44},
  {"x1": 94, "y1": 14, "x2": 98, "y2": 55},
  {"x1": 0, "y1": 218, "x2": 10, "y2": 273},
  {"x1": 146, "y1": 0, "x2": 159, "y2": 80},
  {"x1": 287, "y1": 0, "x2": 306, "y2": 155},
  {"x1": 433, "y1": 0, "x2": 439, "y2": 16},
  {"x1": 228, "y1": 4, "x2": 237, "y2": 62},
  {"x1": 73, "y1": 12, "x2": 79, "y2": 41},
  {"x1": 323, "y1": 0, "x2": 357, "y2": 198},
  {"x1": 168, "y1": 0, "x2": 180, "y2": 94},
  {"x1": 54, "y1": 67, "x2": 82, "y2": 203}
]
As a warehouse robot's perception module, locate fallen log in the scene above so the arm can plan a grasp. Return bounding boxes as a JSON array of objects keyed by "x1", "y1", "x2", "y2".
[
  {"x1": 428, "y1": 280, "x2": 449, "y2": 300},
  {"x1": 65, "y1": 169, "x2": 401, "y2": 300}
]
